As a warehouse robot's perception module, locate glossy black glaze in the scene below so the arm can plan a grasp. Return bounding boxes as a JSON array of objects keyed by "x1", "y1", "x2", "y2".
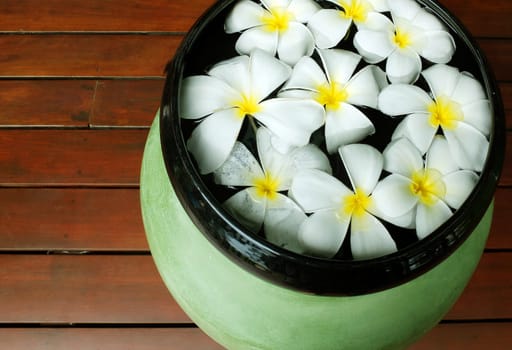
[{"x1": 159, "y1": 0, "x2": 506, "y2": 295}]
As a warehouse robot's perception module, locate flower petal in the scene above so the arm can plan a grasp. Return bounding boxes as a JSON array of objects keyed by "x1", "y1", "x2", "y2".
[
  {"x1": 359, "y1": 11, "x2": 393, "y2": 31},
  {"x1": 416, "y1": 200, "x2": 452, "y2": 239},
  {"x1": 281, "y1": 56, "x2": 327, "y2": 91},
  {"x1": 378, "y1": 83, "x2": 431, "y2": 116},
  {"x1": 370, "y1": 205, "x2": 416, "y2": 229},
  {"x1": 339, "y1": 143, "x2": 383, "y2": 194},
  {"x1": 249, "y1": 49, "x2": 292, "y2": 100},
  {"x1": 180, "y1": 76, "x2": 239, "y2": 119},
  {"x1": 187, "y1": 109, "x2": 244, "y2": 174},
  {"x1": 208, "y1": 55, "x2": 251, "y2": 95},
  {"x1": 391, "y1": 113, "x2": 436, "y2": 154},
  {"x1": 235, "y1": 26, "x2": 278, "y2": 57},
  {"x1": 386, "y1": 48, "x2": 422, "y2": 84},
  {"x1": 368, "y1": 0, "x2": 389, "y2": 12},
  {"x1": 277, "y1": 22, "x2": 315, "y2": 66},
  {"x1": 451, "y1": 71, "x2": 487, "y2": 105},
  {"x1": 345, "y1": 65, "x2": 380, "y2": 108},
  {"x1": 350, "y1": 212, "x2": 397, "y2": 259},
  {"x1": 445, "y1": 123, "x2": 489, "y2": 172},
  {"x1": 256, "y1": 98, "x2": 324, "y2": 146},
  {"x1": 325, "y1": 103, "x2": 375, "y2": 154},
  {"x1": 371, "y1": 174, "x2": 418, "y2": 218},
  {"x1": 318, "y1": 48, "x2": 360, "y2": 85},
  {"x1": 287, "y1": 0, "x2": 321, "y2": 22},
  {"x1": 225, "y1": 0, "x2": 268, "y2": 33},
  {"x1": 214, "y1": 141, "x2": 264, "y2": 187},
  {"x1": 421, "y1": 64, "x2": 460, "y2": 99},
  {"x1": 388, "y1": 0, "x2": 421, "y2": 21},
  {"x1": 353, "y1": 29, "x2": 394, "y2": 64},
  {"x1": 419, "y1": 31, "x2": 456, "y2": 64},
  {"x1": 256, "y1": 127, "x2": 289, "y2": 186},
  {"x1": 290, "y1": 169, "x2": 351, "y2": 212},
  {"x1": 298, "y1": 210, "x2": 349, "y2": 258},
  {"x1": 224, "y1": 188, "x2": 266, "y2": 233},
  {"x1": 426, "y1": 135, "x2": 458, "y2": 175},
  {"x1": 264, "y1": 193, "x2": 307, "y2": 253},
  {"x1": 278, "y1": 89, "x2": 317, "y2": 99},
  {"x1": 442, "y1": 170, "x2": 479, "y2": 209},
  {"x1": 413, "y1": 8, "x2": 445, "y2": 30},
  {"x1": 461, "y1": 100, "x2": 492, "y2": 136},
  {"x1": 308, "y1": 9, "x2": 351, "y2": 49},
  {"x1": 383, "y1": 138, "x2": 424, "y2": 177}
]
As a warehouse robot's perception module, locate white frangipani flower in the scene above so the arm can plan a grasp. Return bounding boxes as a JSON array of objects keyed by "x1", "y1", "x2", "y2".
[
  {"x1": 354, "y1": 0, "x2": 455, "y2": 83},
  {"x1": 290, "y1": 144, "x2": 397, "y2": 259},
  {"x1": 180, "y1": 49, "x2": 324, "y2": 174},
  {"x1": 214, "y1": 127, "x2": 332, "y2": 253},
  {"x1": 371, "y1": 137, "x2": 478, "y2": 239},
  {"x1": 225, "y1": 0, "x2": 320, "y2": 66},
  {"x1": 280, "y1": 48, "x2": 383, "y2": 154},
  {"x1": 308, "y1": 0, "x2": 390, "y2": 49},
  {"x1": 379, "y1": 64, "x2": 491, "y2": 172}
]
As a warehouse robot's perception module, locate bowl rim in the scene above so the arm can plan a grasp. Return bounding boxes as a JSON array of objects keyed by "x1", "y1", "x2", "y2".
[{"x1": 159, "y1": 0, "x2": 506, "y2": 295}]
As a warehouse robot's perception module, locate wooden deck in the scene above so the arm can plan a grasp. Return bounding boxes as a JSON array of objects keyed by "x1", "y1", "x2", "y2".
[{"x1": 0, "y1": 0, "x2": 510, "y2": 348}]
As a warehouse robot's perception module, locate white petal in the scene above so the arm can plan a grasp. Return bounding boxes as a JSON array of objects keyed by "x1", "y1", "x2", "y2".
[
  {"x1": 308, "y1": 9, "x2": 351, "y2": 49},
  {"x1": 225, "y1": 0, "x2": 268, "y2": 33},
  {"x1": 444, "y1": 124, "x2": 489, "y2": 172},
  {"x1": 256, "y1": 98, "x2": 324, "y2": 146},
  {"x1": 298, "y1": 210, "x2": 349, "y2": 258},
  {"x1": 187, "y1": 109, "x2": 244, "y2": 174},
  {"x1": 371, "y1": 174, "x2": 418, "y2": 218},
  {"x1": 179, "y1": 76, "x2": 239, "y2": 119},
  {"x1": 277, "y1": 22, "x2": 315, "y2": 66},
  {"x1": 413, "y1": 9, "x2": 445, "y2": 31},
  {"x1": 386, "y1": 48, "x2": 422, "y2": 84},
  {"x1": 461, "y1": 100, "x2": 492, "y2": 136},
  {"x1": 426, "y1": 135, "x2": 458, "y2": 175},
  {"x1": 388, "y1": 0, "x2": 421, "y2": 21},
  {"x1": 325, "y1": 103, "x2": 375, "y2": 154},
  {"x1": 378, "y1": 83, "x2": 431, "y2": 116},
  {"x1": 442, "y1": 170, "x2": 479, "y2": 209},
  {"x1": 391, "y1": 113, "x2": 436, "y2": 154},
  {"x1": 281, "y1": 56, "x2": 327, "y2": 91},
  {"x1": 214, "y1": 141, "x2": 264, "y2": 186},
  {"x1": 350, "y1": 212, "x2": 397, "y2": 260},
  {"x1": 370, "y1": 65, "x2": 389, "y2": 90},
  {"x1": 255, "y1": 127, "x2": 290, "y2": 190},
  {"x1": 235, "y1": 26, "x2": 278, "y2": 57},
  {"x1": 383, "y1": 138, "x2": 424, "y2": 177},
  {"x1": 451, "y1": 72, "x2": 487, "y2": 106},
  {"x1": 421, "y1": 64, "x2": 460, "y2": 100},
  {"x1": 262, "y1": 0, "x2": 291, "y2": 8},
  {"x1": 289, "y1": 169, "x2": 351, "y2": 212},
  {"x1": 287, "y1": 0, "x2": 321, "y2": 22},
  {"x1": 277, "y1": 89, "x2": 317, "y2": 99},
  {"x1": 345, "y1": 65, "x2": 380, "y2": 108},
  {"x1": 353, "y1": 29, "x2": 394, "y2": 64},
  {"x1": 318, "y1": 48, "x2": 361, "y2": 85},
  {"x1": 416, "y1": 201, "x2": 452, "y2": 239},
  {"x1": 371, "y1": 205, "x2": 416, "y2": 229},
  {"x1": 419, "y1": 31, "x2": 456, "y2": 64},
  {"x1": 339, "y1": 143, "x2": 383, "y2": 194},
  {"x1": 264, "y1": 193, "x2": 307, "y2": 253},
  {"x1": 359, "y1": 12, "x2": 393, "y2": 31},
  {"x1": 368, "y1": 0, "x2": 389, "y2": 12},
  {"x1": 208, "y1": 55, "x2": 251, "y2": 95},
  {"x1": 224, "y1": 188, "x2": 266, "y2": 233},
  {"x1": 250, "y1": 49, "x2": 292, "y2": 99}
]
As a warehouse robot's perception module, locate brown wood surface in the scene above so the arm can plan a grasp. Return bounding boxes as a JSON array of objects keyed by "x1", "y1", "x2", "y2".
[{"x1": 0, "y1": 0, "x2": 510, "y2": 348}]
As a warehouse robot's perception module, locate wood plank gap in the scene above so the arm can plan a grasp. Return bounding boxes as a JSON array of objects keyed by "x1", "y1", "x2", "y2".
[
  {"x1": 0, "y1": 31, "x2": 187, "y2": 36},
  {"x1": 0, "y1": 323, "x2": 197, "y2": 328},
  {"x1": 440, "y1": 318, "x2": 512, "y2": 324}
]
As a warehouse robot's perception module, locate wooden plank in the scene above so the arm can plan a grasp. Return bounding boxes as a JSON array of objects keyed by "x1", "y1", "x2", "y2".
[
  {"x1": 0, "y1": 80, "x2": 94, "y2": 127},
  {"x1": 0, "y1": 129, "x2": 147, "y2": 186},
  {"x1": 0, "y1": 188, "x2": 147, "y2": 251},
  {"x1": 0, "y1": 253, "x2": 509, "y2": 324},
  {"x1": 501, "y1": 133, "x2": 512, "y2": 186},
  {"x1": 479, "y1": 39, "x2": 512, "y2": 81},
  {"x1": 488, "y1": 187, "x2": 512, "y2": 250},
  {"x1": 0, "y1": 35, "x2": 180, "y2": 78},
  {"x1": 0, "y1": 328, "x2": 222, "y2": 350},
  {"x1": 410, "y1": 322, "x2": 512, "y2": 349},
  {"x1": 90, "y1": 79, "x2": 164, "y2": 127}
]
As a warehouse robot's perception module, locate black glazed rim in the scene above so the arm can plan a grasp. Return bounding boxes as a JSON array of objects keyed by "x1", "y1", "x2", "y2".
[{"x1": 159, "y1": 0, "x2": 506, "y2": 295}]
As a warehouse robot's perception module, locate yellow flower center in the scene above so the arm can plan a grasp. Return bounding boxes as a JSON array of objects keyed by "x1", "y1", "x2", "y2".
[
  {"x1": 342, "y1": 188, "x2": 372, "y2": 218},
  {"x1": 340, "y1": 0, "x2": 370, "y2": 22},
  {"x1": 428, "y1": 95, "x2": 464, "y2": 130},
  {"x1": 261, "y1": 7, "x2": 293, "y2": 33},
  {"x1": 253, "y1": 173, "x2": 280, "y2": 200},
  {"x1": 234, "y1": 94, "x2": 261, "y2": 119},
  {"x1": 393, "y1": 28, "x2": 411, "y2": 49},
  {"x1": 409, "y1": 169, "x2": 446, "y2": 206},
  {"x1": 315, "y1": 82, "x2": 348, "y2": 111}
]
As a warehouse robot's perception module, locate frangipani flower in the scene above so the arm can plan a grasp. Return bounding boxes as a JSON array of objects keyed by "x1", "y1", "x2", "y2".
[
  {"x1": 280, "y1": 48, "x2": 382, "y2": 154},
  {"x1": 290, "y1": 144, "x2": 397, "y2": 259},
  {"x1": 308, "y1": 0, "x2": 390, "y2": 49},
  {"x1": 225, "y1": 0, "x2": 320, "y2": 66},
  {"x1": 214, "y1": 127, "x2": 332, "y2": 253},
  {"x1": 354, "y1": 0, "x2": 455, "y2": 83},
  {"x1": 372, "y1": 137, "x2": 478, "y2": 238},
  {"x1": 180, "y1": 49, "x2": 324, "y2": 174},
  {"x1": 379, "y1": 64, "x2": 491, "y2": 171}
]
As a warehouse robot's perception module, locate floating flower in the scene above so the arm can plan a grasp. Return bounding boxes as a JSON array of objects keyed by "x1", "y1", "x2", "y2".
[
  {"x1": 290, "y1": 143, "x2": 397, "y2": 259},
  {"x1": 378, "y1": 64, "x2": 491, "y2": 171},
  {"x1": 180, "y1": 49, "x2": 324, "y2": 174},
  {"x1": 225, "y1": 0, "x2": 320, "y2": 66},
  {"x1": 371, "y1": 137, "x2": 478, "y2": 238},
  {"x1": 280, "y1": 48, "x2": 383, "y2": 153},
  {"x1": 214, "y1": 127, "x2": 332, "y2": 253},
  {"x1": 308, "y1": 0, "x2": 390, "y2": 49},
  {"x1": 354, "y1": 0, "x2": 455, "y2": 83}
]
